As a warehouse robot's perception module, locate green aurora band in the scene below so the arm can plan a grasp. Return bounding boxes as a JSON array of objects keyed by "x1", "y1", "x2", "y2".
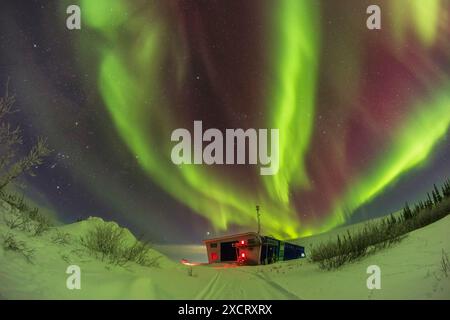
[
  {"x1": 263, "y1": 0, "x2": 320, "y2": 205},
  {"x1": 320, "y1": 89, "x2": 450, "y2": 233},
  {"x1": 76, "y1": 0, "x2": 450, "y2": 238}
]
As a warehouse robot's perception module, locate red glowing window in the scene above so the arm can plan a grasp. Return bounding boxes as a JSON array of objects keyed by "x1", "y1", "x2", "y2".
[
  {"x1": 211, "y1": 252, "x2": 218, "y2": 261},
  {"x1": 240, "y1": 240, "x2": 246, "y2": 245},
  {"x1": 241, "y1": 252, "x2": 246, "y2": 258}
]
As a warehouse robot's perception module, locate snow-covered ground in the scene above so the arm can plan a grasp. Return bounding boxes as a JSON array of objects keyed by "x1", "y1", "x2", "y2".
[{"x1": 0, "y1": 200, "x2": 449, "y2": 299}]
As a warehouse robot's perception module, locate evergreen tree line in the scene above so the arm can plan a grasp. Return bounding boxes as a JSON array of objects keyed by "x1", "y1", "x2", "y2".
[
  {"x1": 401, "y1": 179, "x2": 450, "y2": 222},
  {"x1": 311, "y1": 179, "x2": 450, "y2": 270}
]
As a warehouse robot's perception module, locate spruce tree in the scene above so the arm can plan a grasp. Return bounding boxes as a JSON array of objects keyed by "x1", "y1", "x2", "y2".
[
  {"x1": 433, "y1": 184, "x2": 442, "y2": 203},
  {"x1": 0, "y1": 85, "x2": 51, "y2": 190},
  {"x1": 426, "y1": 193, "x2": 433, "y2": 209},
  {"x1": 403, "y1": 202, "x2": 412, "y2": 220},
  {"x1": 432, "y1": 190, "x2": 438, "y2": 205},
  {"x1": 442, "y1": 180, "x2": 450, "y2": 198}
]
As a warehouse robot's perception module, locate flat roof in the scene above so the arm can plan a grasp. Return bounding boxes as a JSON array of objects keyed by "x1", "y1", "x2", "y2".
[
  {"x1": 203, "y1": 233, "x2": 305, "y2": 249},
  {"x1": 203, "y1": 231, "x2": 260, "y2": 243}
]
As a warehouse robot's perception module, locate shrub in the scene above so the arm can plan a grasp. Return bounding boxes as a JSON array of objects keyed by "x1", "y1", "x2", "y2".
[
  {"x1": 31, "y1": 213, "x2": 52, "y2": 236},
  {"x1": 4, "y1": 211, "x2": 30, "y2": 230},
  {"x1": 2, "y1": 232, "x2": 34, "y2": 263},
  {"x1": 123, "y1": 238, "x2": 159, "y2": 267},
  {"x1": 1, "y1": 192, "x2": 53, "y2": 236},
  {"x1": 80, "y1": 224, "x2": 125, "y2": 262},
  {"x1": 51, "y1": 230, "x2": 72, "y2": 245},
  {"x1": 80, "y1": 223, "x2": 159, "y2": 267}
]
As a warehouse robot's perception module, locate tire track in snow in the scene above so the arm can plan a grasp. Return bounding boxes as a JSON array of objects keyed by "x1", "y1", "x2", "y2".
[
  {"x1": 234, "y1": 268, "x2": 301, "y2": 300},
  {"x1": 195, "y1": 268, "x2": 301, "y2": 299},
  {"x1": 195, "y1": 272, "x2": 221, "y2": 299}
]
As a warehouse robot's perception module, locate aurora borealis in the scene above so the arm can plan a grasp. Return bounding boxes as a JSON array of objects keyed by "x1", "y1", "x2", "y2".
[{"x1": 0, "y1": 0, "x2": 449, "y2": 243}]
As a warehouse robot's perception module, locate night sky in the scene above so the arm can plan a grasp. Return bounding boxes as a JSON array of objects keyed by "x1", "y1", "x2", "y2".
[{"x1": 0, "y1": 0, "x2": 449, "y2": 244}]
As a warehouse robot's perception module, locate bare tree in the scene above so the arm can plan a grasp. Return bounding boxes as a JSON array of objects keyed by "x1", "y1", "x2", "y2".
[{"x1": 0, "y1": 81, "x2": 51, "y2": 190}]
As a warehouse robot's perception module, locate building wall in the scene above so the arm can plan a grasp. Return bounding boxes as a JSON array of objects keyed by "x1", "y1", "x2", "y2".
[
  {"x1": 238, "y1": 243, "x2": 261, "y2": 265},
  {"x1": 205, "y1": 241, "x2": 221, "y2": 263},
  {"x1": 204, "y1": 233, "x2": 262, "y2": 265},
  {"x1": 204, "y1": 234, "x2": 305, "y2": 265}
]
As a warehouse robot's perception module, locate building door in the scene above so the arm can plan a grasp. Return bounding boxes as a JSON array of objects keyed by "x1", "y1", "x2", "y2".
[{"x1": 220, "y1": 241, "x2": 237, "y2": 261}]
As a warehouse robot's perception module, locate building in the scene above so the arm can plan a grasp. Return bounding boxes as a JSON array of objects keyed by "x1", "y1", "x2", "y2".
[{"x1": 203, "y1": 232, "x2": 305, "y2": 265}]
